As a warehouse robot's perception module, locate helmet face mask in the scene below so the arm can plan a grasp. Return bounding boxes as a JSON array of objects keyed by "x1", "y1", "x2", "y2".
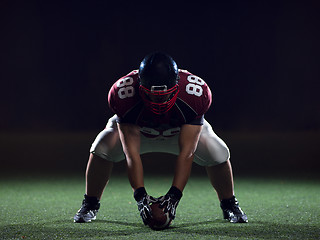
[
  {"x1": 139, "y1": 84, "x2": 179, "y2": 114},
  {"x1": 138, "y1": 52, "x2": 179, "y2": 114}
]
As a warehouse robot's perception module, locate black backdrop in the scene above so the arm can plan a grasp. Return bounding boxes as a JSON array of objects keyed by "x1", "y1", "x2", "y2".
[{"x1": 0, "y1": 1, "x2": 319, "y2": 175}]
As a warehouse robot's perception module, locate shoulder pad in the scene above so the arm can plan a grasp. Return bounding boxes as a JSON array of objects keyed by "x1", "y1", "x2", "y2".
[
  {"x1": 108, "y1": 70, "x2": 141, "y2": 117},
  {"x1": 177, "y1": 70, "x2": 212, "y2": 116}
]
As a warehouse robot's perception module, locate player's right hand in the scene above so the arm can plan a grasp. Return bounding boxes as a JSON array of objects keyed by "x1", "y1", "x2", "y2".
[{"x1": 136, "y1": 194, "x2": 158, "y2": 224}]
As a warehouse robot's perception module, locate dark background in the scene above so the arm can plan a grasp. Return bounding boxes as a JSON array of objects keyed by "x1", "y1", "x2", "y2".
[{"x1": 0, "y1": 0, "x2": 319, "y2": 176}]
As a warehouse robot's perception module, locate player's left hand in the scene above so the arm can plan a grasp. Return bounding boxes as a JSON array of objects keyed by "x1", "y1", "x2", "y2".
[{"x1": 158, "y1": 186, "x2": 183, "y2": 220}]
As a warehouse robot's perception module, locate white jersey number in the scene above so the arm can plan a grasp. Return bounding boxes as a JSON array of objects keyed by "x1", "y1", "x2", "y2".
[
  {"x1": 186, "y1": 75, "x2": 205, "y2": 97},
  {"x1": 116, "y1": 74, "x2": 205, "y2": 99},
  {"x1": 117, "y1": 77, "x2": 135, "y2": 99}
]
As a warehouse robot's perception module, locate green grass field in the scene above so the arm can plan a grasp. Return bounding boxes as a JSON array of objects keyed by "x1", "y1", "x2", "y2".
[{"x1": 1, "y1": 174, "x2": 319, "y2": 240}]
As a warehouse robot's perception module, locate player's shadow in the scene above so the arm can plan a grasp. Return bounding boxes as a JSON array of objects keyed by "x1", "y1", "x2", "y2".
[
  {"x1": 171, "y1": 219, "x2": 224, "y2": 228},
  {"x1": 94, "y1": 219, "x2": 222, "y2": 229},
  {"x1": 94, "y1": 219, "x2": 142, "y2": 227}
]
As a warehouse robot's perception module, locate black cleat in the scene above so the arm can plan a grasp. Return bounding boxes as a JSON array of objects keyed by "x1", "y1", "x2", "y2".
[
  {"x1": 220, "y1": 196, "x2": 248, "y2": 223},
  {"x1": 74, "y1": 195, "x2": 100, "y2": 223}
]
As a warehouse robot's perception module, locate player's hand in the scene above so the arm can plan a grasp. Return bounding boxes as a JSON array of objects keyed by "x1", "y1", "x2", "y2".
[
  {"x1": 158, "y1": 186, "x2": 183, "y2": 220},
  {"x1": 134, "y1": 187, "x2": 158, "y2": 225}
]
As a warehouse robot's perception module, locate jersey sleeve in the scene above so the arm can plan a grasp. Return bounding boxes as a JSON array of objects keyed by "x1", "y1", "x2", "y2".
[
  {"x1": 108, "y1": 70, "x2": 140, "y2": 119},
  {"x1": 177, "y1": 70, "x2": 212, "y2": 123}
]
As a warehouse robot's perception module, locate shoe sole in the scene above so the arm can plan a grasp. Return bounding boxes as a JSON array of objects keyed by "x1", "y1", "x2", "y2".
[{"x1": 74, "y1": 215, "x2": 96, "y2": 223}]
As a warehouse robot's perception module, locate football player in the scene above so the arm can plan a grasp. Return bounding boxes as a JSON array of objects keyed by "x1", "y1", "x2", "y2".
[{"x1": 73, "y1": 52, "x2": 248, "y2": 225}]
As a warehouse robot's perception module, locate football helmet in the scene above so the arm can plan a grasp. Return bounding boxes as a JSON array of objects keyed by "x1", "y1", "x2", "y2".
[{"x1": 139, "y1": 52, "x2": 179, "y2": 114}]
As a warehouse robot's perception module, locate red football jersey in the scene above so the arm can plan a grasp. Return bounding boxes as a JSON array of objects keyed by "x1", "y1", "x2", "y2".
[{"x1": 108, "y1": 69, "x2": 212, "y2": 138}]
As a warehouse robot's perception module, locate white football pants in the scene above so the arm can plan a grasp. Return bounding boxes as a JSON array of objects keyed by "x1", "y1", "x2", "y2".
[{"x1": 90, "y1": 115, "x2": 230, "y2": 166}]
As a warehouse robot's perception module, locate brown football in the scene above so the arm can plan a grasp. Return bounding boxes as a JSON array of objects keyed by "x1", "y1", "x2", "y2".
[{"x1": 148, "y1": 203, "x2": 171, "y2": 230}]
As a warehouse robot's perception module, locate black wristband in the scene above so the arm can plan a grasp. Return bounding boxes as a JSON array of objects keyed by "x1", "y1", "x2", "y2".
[
  {"x1": 167, "y1": 186, "x2": 183, "y2": 200},
  {"x1": 134, "y1": 187, "x2": 147, "y2": 201}
]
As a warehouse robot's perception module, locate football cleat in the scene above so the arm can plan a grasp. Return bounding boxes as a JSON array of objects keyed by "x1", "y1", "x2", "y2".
[
  {"x1": 220, "y1": 196, "x2": 248, "y2": 223},
  {"x1": 74, "y1": 195, "x2": 100, "y2": 223}
]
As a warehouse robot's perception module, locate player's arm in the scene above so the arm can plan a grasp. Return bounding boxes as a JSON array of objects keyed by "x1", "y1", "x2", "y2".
[
  {"x1": 117, "y1": 123, "x2": 143, "y2": 190},
  {"x1": 117, "y1": 122, "x2": 157, "y2": 225},
  {"x1": 173, "y1": 123, "x2": 202, "y2": 191},
  {"x1": 159, "y1": 124, "x2": 202, "y2": 219}
]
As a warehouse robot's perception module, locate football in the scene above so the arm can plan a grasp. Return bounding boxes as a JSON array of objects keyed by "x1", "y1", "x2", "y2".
[{"x1": 148, "y1": 203, "x2": 171, "y2": 230}]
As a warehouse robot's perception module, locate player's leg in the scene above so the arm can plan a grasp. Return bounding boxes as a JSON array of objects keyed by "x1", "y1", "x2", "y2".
[
  {"x1": 205, "y1": 160, "x2": 247, "y2": 223},
  {"x1": 205, "y1": 160, "x2": 234, "y2": 201},
  {"x1": 194, "y1": 119, "x2": 248, "y2": 223},
  {"x1": 194, "y1": 119, "x2": 232, "y2": 200},
  {"x1": 74, "y1": 115, "x2": 124, "y2": 223},
  {"x1": 85, "y1": 153, "x2": 113, "y2": 199}
]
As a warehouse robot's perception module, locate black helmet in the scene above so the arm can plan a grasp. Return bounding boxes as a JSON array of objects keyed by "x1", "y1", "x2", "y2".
[{"x1": 138, "y1": 52, "x2": 179, "y2": 114}]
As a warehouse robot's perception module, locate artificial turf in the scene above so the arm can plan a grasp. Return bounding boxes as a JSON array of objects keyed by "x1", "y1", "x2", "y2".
[{"x1": 0, "y1": 174, "x2": 319, "y2": 240}]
